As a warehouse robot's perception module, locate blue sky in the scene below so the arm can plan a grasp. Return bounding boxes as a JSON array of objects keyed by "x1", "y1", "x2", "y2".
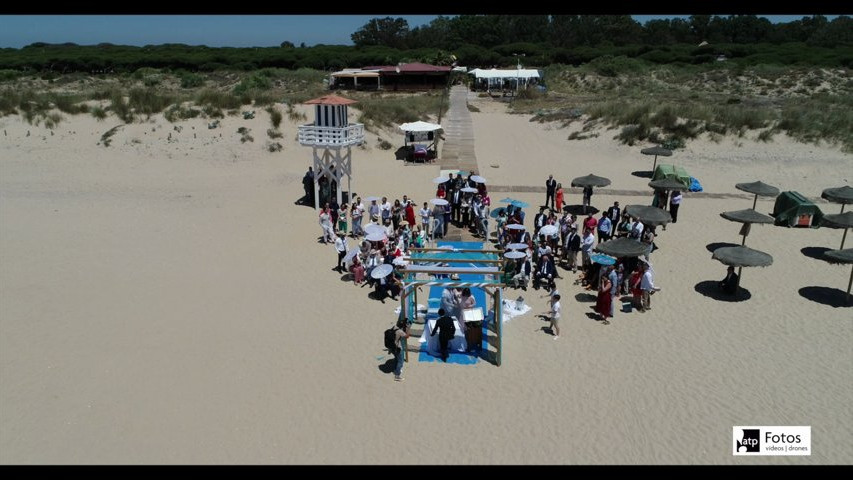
[{"x1": 0, "y1": 15, "x2": 839, "y2": 49}]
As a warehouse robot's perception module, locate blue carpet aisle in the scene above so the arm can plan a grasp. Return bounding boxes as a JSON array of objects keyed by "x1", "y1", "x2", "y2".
[{"x1": 417, "y1": 241, "x2": 490, "y2": 365}]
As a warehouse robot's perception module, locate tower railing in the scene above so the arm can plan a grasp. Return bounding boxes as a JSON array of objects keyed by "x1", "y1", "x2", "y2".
[{"x1": 298, "y1": 123, "x2": 364, "y2": 147}]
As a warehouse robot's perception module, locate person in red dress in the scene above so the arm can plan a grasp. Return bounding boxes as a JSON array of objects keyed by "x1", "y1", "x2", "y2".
[
  {"x1": 405, "y1": 200, "x2": 416, "y2": 229},
  {"x1": 555, "y1": 183, "x2": 564, "y2": 213},
  {"x1": 595, "y1": 265, "x2": 614, "y2": 324}
]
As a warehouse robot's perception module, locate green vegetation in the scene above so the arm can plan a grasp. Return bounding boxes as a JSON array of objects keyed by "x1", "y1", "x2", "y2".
[
  {"x1": 100, "y1": 125, "x2": 122, "y2": 147},
  {"x1": 0, "y1": 14, "x2": 849, "y2": 151},
  {"x1": 267, "y1": 106, "x2": 282, "y2": 128},
  {"x1": 237, "y1": 126, "x2": 254, "y2": 143},
  {"x1": 353, "y1": 91, "x2": 447, "y2": 130},
  {"x1": 518, "y1": 63, "x2": 853, "y2": 152}
]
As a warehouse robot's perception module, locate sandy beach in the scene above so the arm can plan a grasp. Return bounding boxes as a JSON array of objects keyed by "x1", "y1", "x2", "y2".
[{"x1": 1, "y1": 95, "x2": 851, "y2": 464}]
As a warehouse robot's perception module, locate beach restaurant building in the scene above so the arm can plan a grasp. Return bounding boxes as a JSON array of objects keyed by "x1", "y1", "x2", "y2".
[{"x1": 330, "y1": 62, "x2": 452, "y2": 91}]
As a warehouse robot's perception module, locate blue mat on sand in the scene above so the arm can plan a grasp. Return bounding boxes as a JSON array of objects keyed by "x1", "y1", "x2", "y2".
[{"x1": 417, "y1": 241, "x2": 489, "y2": 365}]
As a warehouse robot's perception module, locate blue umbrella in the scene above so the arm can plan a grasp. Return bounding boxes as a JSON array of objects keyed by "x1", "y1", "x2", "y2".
[
  {"x1": 490, "y1": 207, "x2": 507, "y2": 218},
  {"x1": 510, "y1": 200, "x2": 529, "y2": 208},
  {"x1": 590, "y1": 253, "x2": 616, "y2": 266}
]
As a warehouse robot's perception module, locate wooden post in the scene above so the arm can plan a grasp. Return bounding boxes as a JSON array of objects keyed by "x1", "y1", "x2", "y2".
[
  {"x1": 847, "y1": 265, "x2": 852, "y2": 300},
  {"x1": 401, "y1": 288, "x2": 408, "y2": 363},
  {"x1": 496, "y1": 288, "x2": 502, "y2": 367},
  {"x1": 841, "y1": 227, "x2": 848, "y2": 250},
  {"x1": 313, "y1": 148, "x2": 320, "y2": 210}
]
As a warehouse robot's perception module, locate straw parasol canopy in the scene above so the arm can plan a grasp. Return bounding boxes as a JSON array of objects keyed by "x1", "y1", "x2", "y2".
[
  {"x1": 571, "y1": 174, "x2": 611, "y2": 214},
  {"x1": 641, "y1": 146, "x2": 672, "y2": 171},
  {"x1": 821, "y1": 186, "x2": 853, "y2": 213},
  {"x1": 821, "y1": 248, "x2": 853, "y2": 299},
  {"x1": 720, "y1": 209, "x2": 775, "y2": 225},
  {"x1": 820, "y1": 211, "x2": 853, "y2": 249},
  {"x1": 712, "y1": 246, "x2": 773, "y2": 268},
  {"x1": 823, "y1": 248, "x2": 853, "y2": 264},
  {"x1": 571, "y1": 174, "x2": 611, "y2": 188},
  {"x1": 649, "y1": 178, "x2": 689, "y2": 191},
  {"x1": 736, "y1": 181, "x2": 780, "y2": 210},
  {"x1": 720, "y1": 208, "x2": 774, "y2": 246},
  {"x1": 594, "y1": 237, "x2": 649, "y2": 258},
  {"x1": 625, "y1": 205, "x2": 672, "y2": 226}
]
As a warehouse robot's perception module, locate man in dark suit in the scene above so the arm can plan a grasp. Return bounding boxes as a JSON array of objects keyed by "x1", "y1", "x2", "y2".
[
  {"x1": 430, "y1": 308, "x2": 456, "y2": 361},
  {"x1": 534, "y1": 206, "x2": 547, "y2": 236},
  {"x1": 607, "y1": 201, "x2": 621, "y2": 225},
  {"x1": 445, "y1": 173, "x2": 455, "y2": 194},
  {"x1": 564, "y1": 226, "x2": 581, "y2": 273},
  {"x1": 535, "y1": 253, "x2": 556, "y2": 291},
  {"x1": 450, "y1": 187, "x2": 463, "y2": 225},
  {"x1": 545, "y1": 174, "x2": 557, "y2": 210},
  {"x1": 719, "y1": 266, "x2": 739, "y2": 294}
]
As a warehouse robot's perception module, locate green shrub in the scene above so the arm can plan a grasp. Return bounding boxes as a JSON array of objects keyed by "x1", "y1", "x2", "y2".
[
  {"x1": 90, "y1": 106, "x2": 107, "y2": 120},
  {"x1": 179, "y1": 72, "x2": 204, "y2": 89},
  {"x1": 233, "y1": 72, "x2": 272, "y2": 96},
  {"x1": 196, "y1": 89, "x2": 242, "y2": 110},
  {"x1": 267, "y1": 107, "x2": 282, "y2": 128},
  {"x1": 127, "y1": 88, "x2": 173, "y2": 117}
]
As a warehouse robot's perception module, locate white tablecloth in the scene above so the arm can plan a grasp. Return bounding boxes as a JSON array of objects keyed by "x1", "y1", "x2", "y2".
[{"x1": 419, "y1": 317, "x2": 467, "y2": 355}]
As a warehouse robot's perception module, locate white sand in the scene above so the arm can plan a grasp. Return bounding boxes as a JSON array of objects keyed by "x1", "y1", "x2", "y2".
[{"x1": 1, "y1": 101, "x2": 851, "y2": 464}]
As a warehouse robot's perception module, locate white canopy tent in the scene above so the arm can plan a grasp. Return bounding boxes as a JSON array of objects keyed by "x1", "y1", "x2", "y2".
[
  {"x1": 468, "y1": 68, "x2": 541, "y2": 93},
  {"x1": 399, "y1": 121, "x2": 442, "y2": 133},
  {"x1": 469, "y1": 68, "x2": 541, "y2": 80},
  {"x1": 399, "y1": 121, "x2": 443, "y2": 163}
]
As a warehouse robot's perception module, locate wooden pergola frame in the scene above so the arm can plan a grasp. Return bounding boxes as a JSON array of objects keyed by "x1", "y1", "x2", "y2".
[{"x1": 397, "y1": 247, "x2": 507, "y2": 366}]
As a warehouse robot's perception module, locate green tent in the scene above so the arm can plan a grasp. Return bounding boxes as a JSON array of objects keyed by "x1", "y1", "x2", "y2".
[
  {"x1": 652, "y1": 164, "x2": 691, "y2": 188},
  {"x1": 772, "y1": 191, "x2": 824, "y2": 227}
]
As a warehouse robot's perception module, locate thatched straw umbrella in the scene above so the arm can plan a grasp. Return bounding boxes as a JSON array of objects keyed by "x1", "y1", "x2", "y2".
[
  {"x1": 821, "y1": 186, "x2": 853, "y2": 213},
  {"x1": 735, "y1": 181, "x2": 780, "y2": 210},
  {"x1": 712, "y1": 245, "x2": 773, "y2": 292},
  {"x1": 820, "y1": 211, "x2": 853, "y2": 249},
  {"x1": 821, "y1": 248, "x2": 853, "y2": 301},
  {"x1": 720, "y1": 209, "x2": 774, "y2": 246},
  {"x1": 625, "y1": 205, "x2": 672, "y2": 227},
  {"x1": 571, "y1": 174, "x2": 611, "y2": 214},
  {"x1": 640, "y1": 146, "x2": 672, "y2": 172}
]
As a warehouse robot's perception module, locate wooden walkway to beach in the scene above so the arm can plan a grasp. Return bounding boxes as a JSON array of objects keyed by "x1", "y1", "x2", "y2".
[
  {"x1": 439, "y1": 86, "x2": 482, "y2": 242},
  {"x1": 439, "y1": 85, "x2": 479, "y2": 175}
]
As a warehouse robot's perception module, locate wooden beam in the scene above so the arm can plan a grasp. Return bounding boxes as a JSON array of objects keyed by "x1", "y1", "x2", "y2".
[
  {"x1": 404, "y1": 281, "x2": 507, "y2": 288},
  {"x1": 409, "y1": 257, "x2": 504, "y2": 264},
  {"x1": 400, "y1": 266, "x2": 500, "y2": 275},
  {"x1": 410, "y1": 247, "x2": 503, "y2": 254}
]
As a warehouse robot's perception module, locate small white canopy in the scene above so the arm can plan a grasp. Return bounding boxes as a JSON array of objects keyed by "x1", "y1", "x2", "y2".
[
  {"x1": 399, "y1": 121, "x2": 442, "y2": 133},
  {"x1": 469, "y1": 68, "x2": 540, "y2": 80}
]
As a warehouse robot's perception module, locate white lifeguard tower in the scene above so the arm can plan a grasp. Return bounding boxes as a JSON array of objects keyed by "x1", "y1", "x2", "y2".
[{"x1": 298, "y1": 94, "x2": 365, "y2": 209}]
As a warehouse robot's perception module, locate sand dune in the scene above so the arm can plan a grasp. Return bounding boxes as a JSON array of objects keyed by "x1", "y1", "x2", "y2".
[{"x1": 0, "y1": 100, "x2": 850, "y2": 464}]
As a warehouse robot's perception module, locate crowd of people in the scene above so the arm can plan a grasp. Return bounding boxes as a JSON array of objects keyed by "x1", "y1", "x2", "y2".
[
  {"x1": 307, "y1": 165, "x2": 710, "y2": 372},
  {"x1": 311, "y1": 170, "x2": 496, "y2": 305}
]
